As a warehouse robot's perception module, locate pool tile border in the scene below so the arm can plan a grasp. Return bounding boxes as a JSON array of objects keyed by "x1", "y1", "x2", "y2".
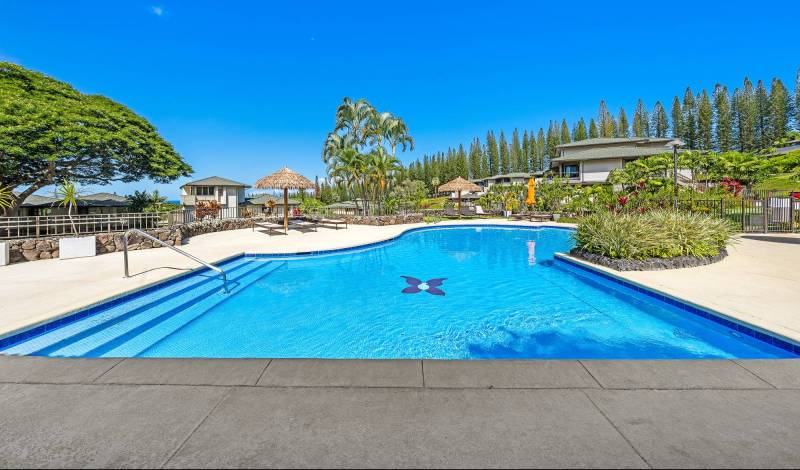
[{"x1": 553, "y1": 254, "x2": 800, "y2": 356}]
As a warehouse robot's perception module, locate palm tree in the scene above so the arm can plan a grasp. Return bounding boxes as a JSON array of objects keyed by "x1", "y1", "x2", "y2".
[
  {"x1": 334, "y1": 98, "x2": 375, "y2": 147},
  {"x1": 0, "y1": 185, "x2": 12, "y2": 213},
  {"x1": 328, "y1": 147, "x2": 370, "y2": 215},
  {"x1": 149, "y1": 190, "x2": 167, "y2": 212},
  {"x1": 385, "y1": 117, "x2": 414, "y2": 160},
  {"x1": 56, "y1": 179, "x2": 80, "y2": 236},
  {"x1": 366, "y1": 148, "x2": 403, "y2": 213}
]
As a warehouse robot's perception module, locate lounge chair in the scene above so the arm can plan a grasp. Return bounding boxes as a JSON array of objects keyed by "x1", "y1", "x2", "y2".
[
  {"x1": 316, "y1": 217, "x2": 348, "y2": 229},
  {"x1": 443, "y1": 207, "x2": 458, "y2": 217},
  {"x1": 474, "y1": 205, "x2": 486, "y2": 216},
  {"x1": 289, "y1": 219, "x2": 318, "y2": 232},
  {"x1": 253, "y1": 220, "x2": 287, "y2": 235},
  {"x1": 459, "y1": 206, "x2": 477, "y2": 217}
]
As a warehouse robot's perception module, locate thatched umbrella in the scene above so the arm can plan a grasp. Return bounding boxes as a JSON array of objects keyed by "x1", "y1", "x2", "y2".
[
  {"x1": 438, "y1": 177, "x2": 482, "y2": 218},
  {"x1": 254, "y1": 167, "x2": 315, "y2": 232}
]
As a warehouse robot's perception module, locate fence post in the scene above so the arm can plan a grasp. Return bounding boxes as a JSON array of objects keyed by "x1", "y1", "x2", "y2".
[
  {"x1": 762, "y1": 193, "x2": 769, "y2": 234},
  {"x1": 741, "y1": 198, "x2": 745, "y2": 232},
  {"x1": 35, "y1": 216, "x2": 40, "y2": 240}
]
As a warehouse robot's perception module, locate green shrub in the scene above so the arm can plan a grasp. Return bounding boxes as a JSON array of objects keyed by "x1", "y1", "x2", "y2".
[{"x1": 574, "y1": 210, "x2": 735, "y2": 260}]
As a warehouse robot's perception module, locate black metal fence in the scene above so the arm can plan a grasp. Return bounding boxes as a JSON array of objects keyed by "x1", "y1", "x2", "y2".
[{"x1": 684, "y1": 191, "x2": 799, "y2": 233}]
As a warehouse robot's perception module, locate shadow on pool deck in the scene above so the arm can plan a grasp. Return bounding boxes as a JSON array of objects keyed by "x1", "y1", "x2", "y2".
[{"x1": 0, "y1": 356, "x2": 799, "y2": 468}]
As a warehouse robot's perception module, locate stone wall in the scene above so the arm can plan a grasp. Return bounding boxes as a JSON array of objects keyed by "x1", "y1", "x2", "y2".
[
  {"x1": 3, "y1": 218, "x2": 254, "y2": 265},
  {"x1": 338, "y1": 214, "x2": 424, "y2": 226}
]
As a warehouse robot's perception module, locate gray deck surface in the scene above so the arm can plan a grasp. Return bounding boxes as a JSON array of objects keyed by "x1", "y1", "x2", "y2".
[{"x1": 1, "y1": 356, "x2": 799, "y2": 468}]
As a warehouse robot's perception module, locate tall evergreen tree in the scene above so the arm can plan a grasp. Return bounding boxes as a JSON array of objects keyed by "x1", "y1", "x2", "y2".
[
  {"x1": 713, "y1": 84, "x2": 732, "y2": 151},
  {"x1": 754, "y1": 79, "x2": 771, "y2": 149},
  {"x1": 617, "y1": 107, "x2": 630, "y2": 138},
  {"x1": 670, "y1": 96, "x2": 682, "y2": 139},
  {"x1": 485, "y1": 131, "x2": 499, "y2": 175},
  {"x1": 769, "y1": 77, "x2": 790, "y2": 143},
  {"x1": 456, "y1": 144, "x2": 468, "y2": 177},
  {"x1": 588, "y1": 118, "x2": 599, "y2": 138},
  {"x1": 681, "y1": 87, "x2": 697, "y2": 148},
  {"x1": 468, "y1": 138, "x2": 482, "y2": 179},
  {"x1": 521, "y1": 131, "x2": 530, "y2": 172},
  {"x1": 734, "y1": 78, "x2": 757, "y2": 151},
  {"x1": 545, "y1": 121, "x2": 560, "y2": 167},
  {"x1": 598, "y1": 100, "x2": 615, "y2": 137},
  {"x1": 574, "y1": 118, "x2": 588, "y2": 141},
  {"x1": 651, "y1": 101, "x2": 669, "y2": 138},
  {"x1": 511, "y1": 128, "x2": 524, "y2": 172},
  {"x1": 533, "y1": 128, "x2": 545, "y2": 171},
  {"x1": 795, "y1": 68, "x2": 800, "y2": 131},
  {"x1": 560, "y1": 119, "x2": 571, "y2": 144},
  {"x1": 632, "y1": 99, "x2": 650, "y2": 137},
  {"x1": 697, "y1": 89, "x2": 713, "y2": 150},
  {"x1": 498, "y1": 131, "x2": 510, "y2": 174}
]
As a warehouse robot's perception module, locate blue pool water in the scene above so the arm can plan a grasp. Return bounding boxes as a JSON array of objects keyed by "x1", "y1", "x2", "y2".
[{"x1": 1, "y1": 226, "x2": 795, "y2": 359}]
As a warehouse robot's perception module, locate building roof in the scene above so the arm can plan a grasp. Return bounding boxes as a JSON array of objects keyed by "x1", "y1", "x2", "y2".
[
  {"x1": 181, "y1": 176, "x2": 251, "y2": 188},
  {"x1": 556, "y1": 137, "x2": 672, "y2": 149},
  {"x1": 15, "y1": 192, "x2": 130, "y2": 207},
  {"x1": 551, "y1": 146, "x2": 679, "y2": 164},
  {"x1": 471, "y1": 172, "x2": 532, "y2": 183}
]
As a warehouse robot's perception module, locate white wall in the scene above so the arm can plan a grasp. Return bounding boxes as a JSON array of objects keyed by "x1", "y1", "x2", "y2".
[{"x1": 581, "y1": 159, "x2": 624, "y2": 183}]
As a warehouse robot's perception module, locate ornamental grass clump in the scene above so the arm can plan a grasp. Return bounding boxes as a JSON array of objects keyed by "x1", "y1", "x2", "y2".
[{"x1": 574, "y1": 210, "x2": 735, "y2": 260}]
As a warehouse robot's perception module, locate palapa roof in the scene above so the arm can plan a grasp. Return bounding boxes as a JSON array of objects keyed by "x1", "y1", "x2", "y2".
[
  {"x1": 438, "y1": 177, "x2": 482, "y2": 193},
  {"x1": 254, "y1": 167, "x2": 315, "y2": 190}
]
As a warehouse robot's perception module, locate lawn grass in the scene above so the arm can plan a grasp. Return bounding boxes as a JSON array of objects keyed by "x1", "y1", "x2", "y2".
[{"x1": 755, "y1": 174, "x2": 800, "y2": 192}]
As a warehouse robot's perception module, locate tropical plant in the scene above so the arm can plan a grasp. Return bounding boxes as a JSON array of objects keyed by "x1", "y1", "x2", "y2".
[
  {"x1": 534, "y1": 177, "x2": 572, "y2": 212},
  {"x1": 0, "y1": 62, "x2": 191, "y2": 216},
  {"x1": 574, "y1": 210, "x2": 735, "y2": 260},
  {"x1": 195, "y1": 200, "x2": 220, "y2": 219},
  {"x1": 323, "y1": 97, "x2": 413, "y2": 215},
  {"x1": 56, "y1": 179, "x2": 80, "y2": 236},
  {"x1": 0, "y1": 185, "x2": 12, "y2": 212}
]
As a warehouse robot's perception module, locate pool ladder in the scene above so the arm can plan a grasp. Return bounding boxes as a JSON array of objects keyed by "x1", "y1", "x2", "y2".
[{"x1": 122, "y1": 228, "x2": 229, "y2": 293}]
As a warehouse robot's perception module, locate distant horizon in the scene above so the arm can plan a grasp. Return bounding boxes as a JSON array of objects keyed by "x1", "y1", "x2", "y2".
[{"x1": 2, "y1": 0, "x2": 798, "y2": 198}]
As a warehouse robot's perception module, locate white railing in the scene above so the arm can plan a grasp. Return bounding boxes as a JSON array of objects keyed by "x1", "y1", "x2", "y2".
[{"x1": 0, "y1": 212, "x2": 171, "y2": 240}]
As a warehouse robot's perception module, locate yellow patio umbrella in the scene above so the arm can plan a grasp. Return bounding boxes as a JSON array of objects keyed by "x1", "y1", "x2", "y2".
[
  {"x1": 438, "y1": 177, "x2": 482, "y2": 218},
  {"x1": 254, "y1": 167, "x2": 315, "y2": 232},
  {"x1": 525, "y1": 178, "x2": 536, "y2": 206}
]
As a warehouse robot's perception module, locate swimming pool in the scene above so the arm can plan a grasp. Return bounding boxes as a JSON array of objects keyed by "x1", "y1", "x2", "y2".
[{"x1": 1, "y1": 226, "x2": 796, "y2": 359}]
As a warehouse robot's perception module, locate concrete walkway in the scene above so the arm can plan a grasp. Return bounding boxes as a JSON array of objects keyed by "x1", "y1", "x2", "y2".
[{"x1": 1, "y1": 356, "x2": 799, "y2": 468}]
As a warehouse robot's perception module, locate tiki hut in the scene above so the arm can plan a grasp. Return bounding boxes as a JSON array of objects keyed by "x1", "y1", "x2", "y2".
[
  {"x1": 438, "y1": 177, "x2": 482, "y2": 218},
  {"x1": 254, "y1": 167, "x2": 315, "y2": 232}
]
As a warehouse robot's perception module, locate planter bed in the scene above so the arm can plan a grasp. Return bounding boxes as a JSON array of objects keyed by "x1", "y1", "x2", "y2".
[{"x1": 569, "y1": 248, "x2": 728, "y2": 271}]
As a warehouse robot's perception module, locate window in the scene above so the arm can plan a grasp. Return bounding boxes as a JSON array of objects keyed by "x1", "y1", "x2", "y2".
[
  {"x1": 194, "y1": 186, "x2": 215, "y2": 196},
  {"x1": 562, "y1": 164, "x2": 580, "y2": 179}
]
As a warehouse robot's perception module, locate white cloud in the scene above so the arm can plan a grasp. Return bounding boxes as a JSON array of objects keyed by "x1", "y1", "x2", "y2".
[{"x1": 151, "y1": 6, "x2": 164, "y2": 16}]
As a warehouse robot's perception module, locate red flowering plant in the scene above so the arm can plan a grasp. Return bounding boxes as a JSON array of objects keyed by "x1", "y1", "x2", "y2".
[{"x1": 719, "y1": 177, "x2": 743, "y2": 197}]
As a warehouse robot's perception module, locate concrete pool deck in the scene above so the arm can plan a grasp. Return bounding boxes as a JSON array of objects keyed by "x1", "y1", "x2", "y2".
[
  {"x1": 2, "y1": 221, "x2": 800, "y2": 467},
  {"x1": 1, "y1": 356, "x2": 800, "y2": 468},
  {"x1": 0, "y1": 218, "x2": 798, "y2": 343}
]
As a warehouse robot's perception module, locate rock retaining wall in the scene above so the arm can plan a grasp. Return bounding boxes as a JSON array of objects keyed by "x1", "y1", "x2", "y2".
[
  {"x1": 569, "y1": 248, "x2": 728, "y2": 271},
  {"x1": 3, "y1": 218, "x2": 253, "y2": 265},
  {"x1": 339, "y1": 214, "x2": 424, "y2": 226}
]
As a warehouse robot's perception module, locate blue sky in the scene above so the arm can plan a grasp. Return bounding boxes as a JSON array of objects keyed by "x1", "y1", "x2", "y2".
[{"x1": 1, "y1": 0, "x2": 798, "y2": 198}]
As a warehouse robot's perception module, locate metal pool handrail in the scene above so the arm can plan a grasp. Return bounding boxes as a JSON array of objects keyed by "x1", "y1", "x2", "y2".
[{"x1": 122, "y1": 228, "x2": 229, "y2": 293}]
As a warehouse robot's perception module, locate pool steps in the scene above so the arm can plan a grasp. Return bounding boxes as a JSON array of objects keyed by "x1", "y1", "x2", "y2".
[{"x1": 2, "y1": 258, "x2": 285, "y2": 357}]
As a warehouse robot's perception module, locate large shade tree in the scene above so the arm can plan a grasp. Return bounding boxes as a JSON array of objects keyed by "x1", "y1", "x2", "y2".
[{"x1": 0, "y1": 62, "x2": 191, "y2": 215}]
